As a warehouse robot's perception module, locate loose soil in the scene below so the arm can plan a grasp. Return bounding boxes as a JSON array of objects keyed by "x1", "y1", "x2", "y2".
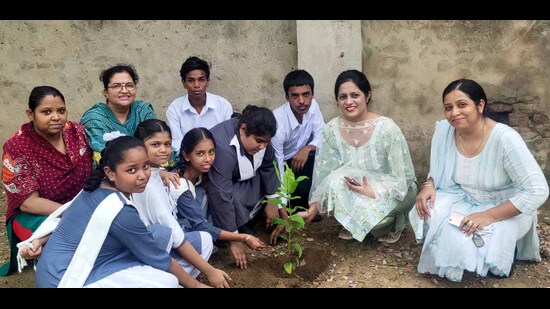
[{"x1": 2, "y1": 191, "x2": 549, "y2": 288}]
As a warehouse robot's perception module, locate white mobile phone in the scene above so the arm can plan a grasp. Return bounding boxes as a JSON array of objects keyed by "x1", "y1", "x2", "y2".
[{"x1": 448, "y1": 211, "x2": 465, "y2": 227}]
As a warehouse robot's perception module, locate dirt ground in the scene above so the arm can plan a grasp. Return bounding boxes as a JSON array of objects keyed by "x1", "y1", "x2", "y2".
[{"x1": 1, "y1": 190, "x2": 549, "y2": 288}]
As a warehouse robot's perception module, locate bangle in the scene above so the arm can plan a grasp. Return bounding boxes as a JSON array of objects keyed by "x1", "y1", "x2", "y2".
[{"x1": 243, "y1": 235, "x2": 251, "y2": 243}]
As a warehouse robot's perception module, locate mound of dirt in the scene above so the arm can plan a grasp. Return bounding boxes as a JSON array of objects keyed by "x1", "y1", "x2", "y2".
[{"x1": 2, "y1": 191, "x2": 550, "y2": 288}]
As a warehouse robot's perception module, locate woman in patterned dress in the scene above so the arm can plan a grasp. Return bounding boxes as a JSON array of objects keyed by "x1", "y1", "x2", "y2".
[
  {"x1": 302, "y1": 70, "x2": 417, "y2": 243},
  {"x1": 80, "y1": 64, "x2": 158, "y2": 165},
  {"x1": 1, "y1": 86, "x2": 92, "y2": 276}
]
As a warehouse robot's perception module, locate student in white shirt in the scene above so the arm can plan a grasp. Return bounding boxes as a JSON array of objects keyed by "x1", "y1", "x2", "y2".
[
  {"x1": 271, "y1": 70, "x2": 325, "y2": 219},
  {"x1": 166, "y1": 56, "x2": 233, "y2": 153}
]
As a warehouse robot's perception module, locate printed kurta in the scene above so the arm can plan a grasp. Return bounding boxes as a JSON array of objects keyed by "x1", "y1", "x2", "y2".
[
  {"x1": 2, "y1": 121, "x2": 93, "y2": 222},
  {"x1": 310, "y1": 116, "x2": 416, "y2": 241},
  {"x1": 79, "y1": 101, "x2": 156, "y2": 163}
]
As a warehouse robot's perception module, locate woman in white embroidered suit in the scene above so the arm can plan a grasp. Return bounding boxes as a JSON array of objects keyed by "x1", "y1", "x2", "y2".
[
  {"x1": 411, "y1": 79, "x2": 549, "y2": 282},
  {"x1": 303, "y1": 70, "x2": 417, "y2": 243}
]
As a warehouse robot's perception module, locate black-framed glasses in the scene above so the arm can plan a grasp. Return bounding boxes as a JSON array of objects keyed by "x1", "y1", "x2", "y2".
[{"x1": 107, "y1": 82, "x2": 136, "y2": 92}]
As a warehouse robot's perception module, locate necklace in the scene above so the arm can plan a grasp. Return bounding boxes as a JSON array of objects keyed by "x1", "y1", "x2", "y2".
[{"x1": 458, "y1": 120, "x2": 486, "y2": 156}]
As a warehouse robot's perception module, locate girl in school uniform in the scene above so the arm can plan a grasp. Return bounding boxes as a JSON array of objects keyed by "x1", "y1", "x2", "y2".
[
  {"x1": 35, "y1": 136, "x2": 209, "y2": 288},
  {"x1": 132, "y1": 119, "x2": 230, "y2": 287},
  {"x1": 206, "y1": 105, "x2": 283, "y2": 269},
  {"x1": 170, "y1": 127, "x2": 266, "y2": 269}
]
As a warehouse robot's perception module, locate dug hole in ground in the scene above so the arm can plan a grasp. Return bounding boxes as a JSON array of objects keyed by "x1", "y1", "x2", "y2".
[{"x1": 1, "y1": 192, "x2": 549, "y2": 288}]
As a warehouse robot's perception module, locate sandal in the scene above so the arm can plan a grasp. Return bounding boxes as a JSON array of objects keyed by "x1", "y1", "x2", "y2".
[
  {"x1": 377, "y1": 230, "x2": 403, "y2": 244},
  {"x1": 338, "y1": 228, "x2": 354, "y2": 240}
]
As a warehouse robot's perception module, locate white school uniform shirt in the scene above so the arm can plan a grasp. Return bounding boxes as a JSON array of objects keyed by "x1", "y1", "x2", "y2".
[
  {"x1": 132, "y1": 167, "x2": 185, "y2": 248},
  {"x1": 166, "y1": 91, "x2": 233, "y2": 152},
  {"x1": 271, "y1": 99, "x2": 325, "y2": 180}
]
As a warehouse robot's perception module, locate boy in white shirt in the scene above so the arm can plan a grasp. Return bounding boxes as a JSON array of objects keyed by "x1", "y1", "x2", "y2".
[
  {"x1": 166, "y1": 56, "x2": 233, "y2": 153},
  {"x1": 271, "y1": 70, "x2": 325, "y2": 221}
]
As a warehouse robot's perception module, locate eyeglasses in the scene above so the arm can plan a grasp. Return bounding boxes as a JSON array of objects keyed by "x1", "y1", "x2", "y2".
[{"x1": 107, "y1": 82, "x2": 136, "y2": 92}]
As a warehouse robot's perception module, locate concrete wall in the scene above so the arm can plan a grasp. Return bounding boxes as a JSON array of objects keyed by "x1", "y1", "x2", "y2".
[
  {"x1": 361, "y1": 20, "x2": 550, "y2": 181},
  {"x1": 296, "y1": 20, "x2": 361, "y2": 119},
  {"x1": 1, "y1": 20, "x2": 549, "y2": 184},
  {"x1": 0, "y1": 20, "x2": 296, "y2": 148}
]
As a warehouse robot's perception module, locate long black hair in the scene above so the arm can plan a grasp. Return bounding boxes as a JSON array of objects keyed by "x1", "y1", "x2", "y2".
[
  {"x1": 173, "y1": 127, "x2": 215, "y2": 177},
  {"x1": 83, "y1": 136, "x2": 146, "y2": 191}
]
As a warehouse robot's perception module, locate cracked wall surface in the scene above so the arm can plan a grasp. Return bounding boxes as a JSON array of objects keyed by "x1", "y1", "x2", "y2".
[
  {"x1": 1, "y1": 20, "x2": 549, "y2": 184},
  {"x1": 361, "y1": 20, "x2": 550, "y2": 181},
  {"x1": 0, "y1": 20, "x2": 296, "y2": 148}
]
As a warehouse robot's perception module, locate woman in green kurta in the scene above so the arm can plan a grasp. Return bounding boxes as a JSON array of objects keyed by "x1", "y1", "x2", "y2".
[
  {"x1": 302, "y1": 70, "x2": 417, "y2": 243},
  {"x1": 80, "y1": 64, "x2": 157, "y2": 165}
]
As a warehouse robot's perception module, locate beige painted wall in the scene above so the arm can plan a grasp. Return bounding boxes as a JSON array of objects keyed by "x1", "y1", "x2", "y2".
[
  {"x1": 297, "y1": 20, "x2": 362, "y2": 119},
  {"x1": 0, "y1": 20, "x2": 296, "y2": 148},
  {"x1": 1, "y1": 20, "x2": 549, "y2": 184},
  {"x1": 361, "y1": 20, "x2": 550, "y2": 181}
]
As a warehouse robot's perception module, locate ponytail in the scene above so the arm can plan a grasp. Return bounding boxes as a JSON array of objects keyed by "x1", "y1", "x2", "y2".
[{"x1": 83, "y1": 162, "x2": 110, "y2": 192}]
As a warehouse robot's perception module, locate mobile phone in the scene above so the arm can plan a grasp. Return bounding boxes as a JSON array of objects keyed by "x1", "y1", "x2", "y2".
[
  {"x1": 448, "y1": 211, "x2": 465, "y2": 227},
  {"x1": 344, "y1": 176, "x2": 361, "y2": 186}
]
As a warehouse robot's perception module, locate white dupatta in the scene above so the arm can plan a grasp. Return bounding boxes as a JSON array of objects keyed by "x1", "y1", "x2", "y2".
[{"x1": 16, "y1": 191, "x2": 127, "y2": 288}]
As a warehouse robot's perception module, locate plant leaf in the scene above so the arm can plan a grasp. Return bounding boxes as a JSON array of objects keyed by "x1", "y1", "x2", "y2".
[
  {"x1": 284, "y1": 262, "x2": 294, "y2": 274},
  {"x1": 272, "y1": 216, "x2": 286, "y2": 225},
  {"x1": 292, "y1": 242, "x2": 303, "y2": 258},
  {"x1": 269, "y1": 159, "x2": 310, "y2": 275},
  {"x1": 289, "y1": 214, "x2": 305, "y2": 228},
  {"x1": 288, "y1": 205, "x2": 307, "y2": 214},
  {"x1": 273, "y1": 160, "x2": 282, "y2": 183},
  {"x1": 265, "y1": 198, "x2": 283, "y2": 206},
  {"x1": 295, "y1": 175, "x2": 309, "y2": 182}
]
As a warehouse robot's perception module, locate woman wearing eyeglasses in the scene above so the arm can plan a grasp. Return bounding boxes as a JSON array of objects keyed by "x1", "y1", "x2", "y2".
[{"x1": 80, "y1": 64, "x2": 157, "y2": 165}]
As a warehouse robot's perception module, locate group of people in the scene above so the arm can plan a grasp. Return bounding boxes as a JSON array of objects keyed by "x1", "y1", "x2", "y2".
[{"x1": 1, "y1": 55, "x2": 548, "y2": 287}]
